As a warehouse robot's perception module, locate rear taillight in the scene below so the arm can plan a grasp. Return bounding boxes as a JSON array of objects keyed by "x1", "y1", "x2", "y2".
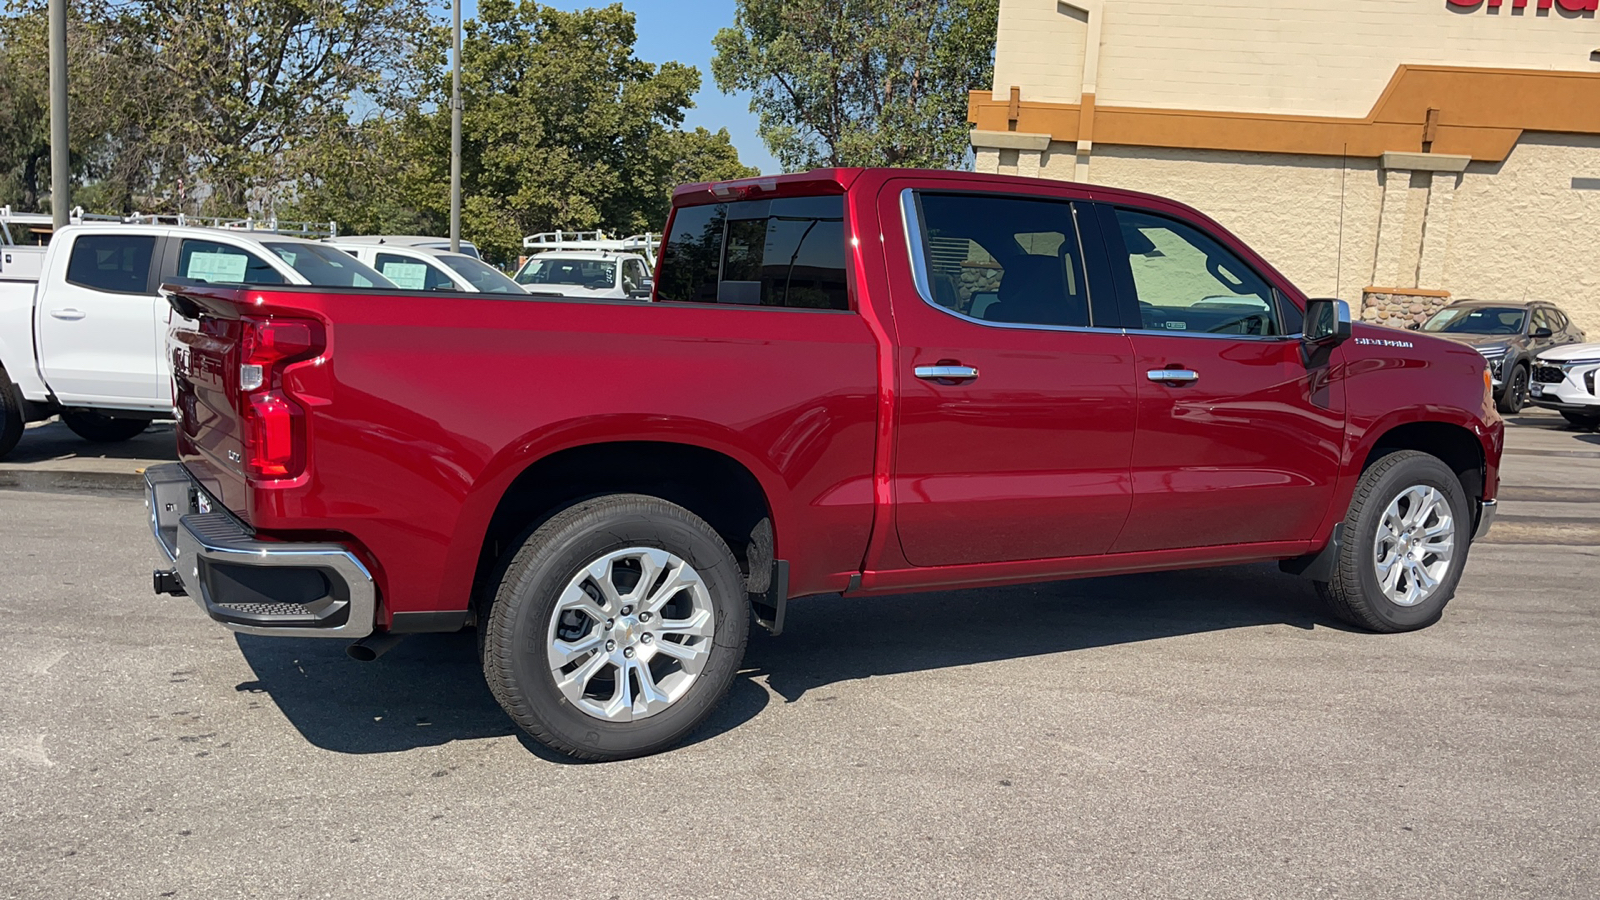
[{"x1": 238, "y1": 316, "x2": 324, "y2": 480}]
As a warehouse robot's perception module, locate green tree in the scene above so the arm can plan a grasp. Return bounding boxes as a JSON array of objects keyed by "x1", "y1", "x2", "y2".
[
  {"x1": 387, "y1": 0, "x2": 758, "y2": 264},
  {"x1": 711, "y1": 0, "x2": 998, "y2": 171},
  {"x1": 0, "y1": 1, "x2": 181, "y2": 214}
]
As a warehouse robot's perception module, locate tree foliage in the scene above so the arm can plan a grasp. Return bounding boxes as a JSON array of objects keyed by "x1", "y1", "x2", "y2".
[
  {"x1": 1, "y1": 0, "x2": 756, "y2": 264},
  {"x1": 712, "y1": 0, "x2": 998, "y2": 171},
  {"x1": 350, "y1": 0, "x2": 757, "y2": 263}
]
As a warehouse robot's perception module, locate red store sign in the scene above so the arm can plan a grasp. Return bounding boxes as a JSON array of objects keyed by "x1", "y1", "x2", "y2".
[{"x1": 1447, "y1": 0, "x2": 1598, "y2": 10}]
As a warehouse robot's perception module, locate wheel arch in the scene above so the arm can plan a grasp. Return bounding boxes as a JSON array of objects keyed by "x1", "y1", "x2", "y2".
[
  {"x1": 468, "y1": 440, "x2": 778, "y2": 619},
  {"x1": 1362, "y1": 420, "x2": 1487, "y2": 508}
]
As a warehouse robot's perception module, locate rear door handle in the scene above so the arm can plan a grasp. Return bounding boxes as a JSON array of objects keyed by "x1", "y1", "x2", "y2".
[
  {"x1": 1147, "y1": 368, "x2": 1199, "y2": 384},
  {"x1": 915, "y1": 365, "x2": 979, "y2": 382},
  {"x1": 50, "y1": 308, "x2": 86, "y2": 320}
]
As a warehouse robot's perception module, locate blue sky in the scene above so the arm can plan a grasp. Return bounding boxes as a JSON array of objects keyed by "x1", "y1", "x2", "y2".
[{"x1": 454, "y1": 0, "x2": 780, "y2": 174}]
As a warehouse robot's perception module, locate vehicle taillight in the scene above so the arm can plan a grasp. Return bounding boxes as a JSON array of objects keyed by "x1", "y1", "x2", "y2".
[{"x1": 238, "y1": 316, "x2": 323, "y2": 480}]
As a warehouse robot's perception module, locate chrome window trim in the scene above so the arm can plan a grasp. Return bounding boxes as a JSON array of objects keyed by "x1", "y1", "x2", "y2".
[
  {"x1": 1121, "y1": 327, "x2": 1303, "y2": 343},
  {"x1": 897, "y1": 188, "x2": 1113, "y2": 336}
]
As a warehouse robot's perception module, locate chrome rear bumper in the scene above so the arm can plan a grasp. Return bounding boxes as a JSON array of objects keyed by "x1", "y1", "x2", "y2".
[{"x1": 144, "y1": 463, "x2": 375, "y2": 638}]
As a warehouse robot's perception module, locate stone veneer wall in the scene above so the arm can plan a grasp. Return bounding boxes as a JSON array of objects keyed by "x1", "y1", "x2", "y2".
[{"x1": 1360, "y1": 290, "x2": 1451, "y2": 329}]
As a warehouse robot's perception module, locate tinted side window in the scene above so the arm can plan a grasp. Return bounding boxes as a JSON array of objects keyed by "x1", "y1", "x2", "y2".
[
  {"x1": 66, "y1": 234, "x2": 157, "y2": 294},
  {"x1": 1112, "y1": 208, "x2": 1282, "y2": 336},
  {"x1": 375, "y1": 252, "x2": 454, "y2": 291},
  {"x1": 177, "y1": 239, "x2": 285, "y2": 285},
  {"x1": 916, "y1": 193, "x2": 1091, "y2": 328},
  {"x1": 658, "y1": 196, "x2": 849, "y2": 310},
  {"x1": 657, "y1": 203, "x2": 726, "y2": 304}
]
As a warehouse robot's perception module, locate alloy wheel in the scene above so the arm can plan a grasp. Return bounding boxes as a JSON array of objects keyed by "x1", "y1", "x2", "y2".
[
  {"x1": 1372, "y1": 485, "x2": 1456, "y2": 607},
  {"x1": 545, "y1": 547, "x2": 716, "y2": 722}
]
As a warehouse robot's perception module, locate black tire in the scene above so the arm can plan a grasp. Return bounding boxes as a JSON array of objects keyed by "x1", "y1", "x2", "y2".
[
  {"x1": 1316, "y1": 450, "x2": 1472, "y2": 633},
  {"x1": 1560, "y1": 411, "x2": 1600, "y2": 430},
  {"x1": 481, "y1": 493, "x2": 749, "y2": 761},
  {"x1": 0, "y1": 367, "x2": 24, "y2": 459},
  {"x1": 1496, "y1": 363, "x2": 1528, "y2": 414},
  {"x1": 60, "y1": 411, "x2": 149, "y2": 443}
]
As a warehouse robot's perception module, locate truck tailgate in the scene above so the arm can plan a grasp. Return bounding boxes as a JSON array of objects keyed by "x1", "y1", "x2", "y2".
[{"x1": 168, "y1": 298, "x2": 250, "y2": 515}]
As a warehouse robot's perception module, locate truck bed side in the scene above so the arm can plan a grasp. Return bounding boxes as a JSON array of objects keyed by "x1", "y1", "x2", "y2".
[{"x1": 168, "y1": 285, "x2": 881, "y2": 622}]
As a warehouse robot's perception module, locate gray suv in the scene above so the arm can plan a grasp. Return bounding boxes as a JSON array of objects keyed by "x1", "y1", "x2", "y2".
[{"x1": 1412, "y1": 300, "x2": 1587, "y2": 413}]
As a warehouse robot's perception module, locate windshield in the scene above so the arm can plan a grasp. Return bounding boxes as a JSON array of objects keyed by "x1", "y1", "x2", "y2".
[
  {"x1": 1420, "y1": 307, "x2": 1526, "y2": 335},
  {"x1": 515, "y1": 256, "x2": 618, "y2": 290},
  {"x1": 438, "y1": 255, "x2": 524, "y2": 293},
  {"x1": 262, "y1": 242, "x2": 393, "y2": 288}
]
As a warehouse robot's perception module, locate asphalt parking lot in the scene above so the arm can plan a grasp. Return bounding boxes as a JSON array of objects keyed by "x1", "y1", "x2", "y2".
[{"x1": 2, "y1": 413, "x2": 1597, "y2": 899}]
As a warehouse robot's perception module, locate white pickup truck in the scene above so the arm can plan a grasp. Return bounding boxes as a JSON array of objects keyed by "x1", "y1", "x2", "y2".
[{"x1": 0, "y1": 224, "x2": 392, "y2": 458}]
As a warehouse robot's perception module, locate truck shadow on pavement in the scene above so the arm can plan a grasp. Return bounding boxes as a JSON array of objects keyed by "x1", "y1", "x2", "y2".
[
  {"x1": 233, "y1": 562, "x2": 1345, "y2": 759},
  {"x1": 746, "y1": 562, "x2": 1346, "y2": 704}
]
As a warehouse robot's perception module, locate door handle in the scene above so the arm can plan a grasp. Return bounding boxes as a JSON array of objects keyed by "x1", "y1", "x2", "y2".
[
  {"x1": 50, "y1": 308, "x2": 86, "y2": 320},
  {"x1": 1147, "y1": 368, "x2": 1199, "y2": 385},
  {"x1": 915, "y1": 364, "x2": 979, "y2": 382}
]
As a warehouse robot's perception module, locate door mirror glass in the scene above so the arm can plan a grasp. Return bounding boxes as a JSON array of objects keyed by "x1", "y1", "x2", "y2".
[{"x1": 1304, "y1": 298, "x2": 1352, "y2": 345}]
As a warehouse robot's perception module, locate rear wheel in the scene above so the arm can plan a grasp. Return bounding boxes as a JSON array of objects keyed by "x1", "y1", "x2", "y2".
[
  {"x1": 1560, "y1": 411, "x2": 1600, "y2": 430},
  {"x1": 481, "y1": 493, "x2": 749, "y2": 761},
  {"x1": 61, "y1": 411, "x2": 149, "y2": 443},
  {"x1": 0, "y1": 367, "x2": 24, "y2": 459},
  {"x1": 1316, "y1": 450, "x2": 1471, "y2": 633},
  {"x1": 1496, "y1": 363, "x2": 1528, "y2": 414}
]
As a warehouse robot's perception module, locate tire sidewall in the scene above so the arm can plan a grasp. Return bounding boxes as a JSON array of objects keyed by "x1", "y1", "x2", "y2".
[
  {"x1": 1499, "y1": 364, "x2": 1527, "y2": 413},
  {"x1": 1347, "y1": 454, "x2": 1472, "y2": 631},
  {"x1": 493, "y1": 500, "x2": 748, "y2": 758},
  {"x1": 0, "y1": 368, "x2": 23, "y2": 457}
]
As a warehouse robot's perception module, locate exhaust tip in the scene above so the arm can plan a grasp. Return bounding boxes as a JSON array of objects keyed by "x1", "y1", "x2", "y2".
[{"x1": 346, "y1": 632, "x2": 404, "y2": 662}]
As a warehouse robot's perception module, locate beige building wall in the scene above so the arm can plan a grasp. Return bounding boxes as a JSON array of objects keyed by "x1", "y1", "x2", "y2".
[
  {"x1": 993, "y1": 0, "x2": 1600, "y2": 113},
  {"x1": 1448, "y1": 133, "x2": 1600, "y2": 331}
]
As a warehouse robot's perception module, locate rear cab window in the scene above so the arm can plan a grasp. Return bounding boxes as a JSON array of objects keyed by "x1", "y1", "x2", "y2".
[
  {"x1": 65, "y1": 234, "x2": 158, "y2": 294},
  {"x1": 658, "y1": 195, "x2": 850, "y2": 310}
]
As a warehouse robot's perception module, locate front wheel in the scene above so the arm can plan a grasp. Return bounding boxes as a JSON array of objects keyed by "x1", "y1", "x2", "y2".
[
  {"x1": 1560, "y1": 410, "x2": 1600, "y2": 430},
  {"x1": 481, "y1": 494, "x2": 749, "y2": 761},
  {"x1": 61, "y1": 411, "x2": 149, "y2": 443},
  {"x1": 1316, "y1": 450, "x2": 1472, "y2": 633},
  {"x1": 1496, "y1": 364, "x2": 1528, "y2": 414}
]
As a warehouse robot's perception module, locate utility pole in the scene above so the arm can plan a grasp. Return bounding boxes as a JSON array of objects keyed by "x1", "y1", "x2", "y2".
[
  {"x1": 48, "y1": 0, "x2": 69, "y2": 229},
  {"x1": 449, "y1": 0, "x2": 462, "y2": 253}
]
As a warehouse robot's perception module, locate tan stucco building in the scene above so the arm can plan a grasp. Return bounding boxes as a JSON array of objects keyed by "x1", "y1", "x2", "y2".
[{"x1": 970, "y1": 0, "x2": 1600, "y2": 331}]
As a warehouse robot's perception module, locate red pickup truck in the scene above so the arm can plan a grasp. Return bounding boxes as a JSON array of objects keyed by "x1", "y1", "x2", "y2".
[{"x1": 146, "y1": 168, "x2": 1502, "y2": 760}]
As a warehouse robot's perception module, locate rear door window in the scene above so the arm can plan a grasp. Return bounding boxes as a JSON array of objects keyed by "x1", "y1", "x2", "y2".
[
  {"x1": 65, "y1": 234, "x2": 158, "y2": 294},
  {"x1": 912, "y1": 193, "x2": 1094, "y2": 328},
  {"x1": 177, "y1": 239, "x2": 286, "y2": 285},
  {"x1": 658, "y1": 196, "x2": 849, "y2": 310}
]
